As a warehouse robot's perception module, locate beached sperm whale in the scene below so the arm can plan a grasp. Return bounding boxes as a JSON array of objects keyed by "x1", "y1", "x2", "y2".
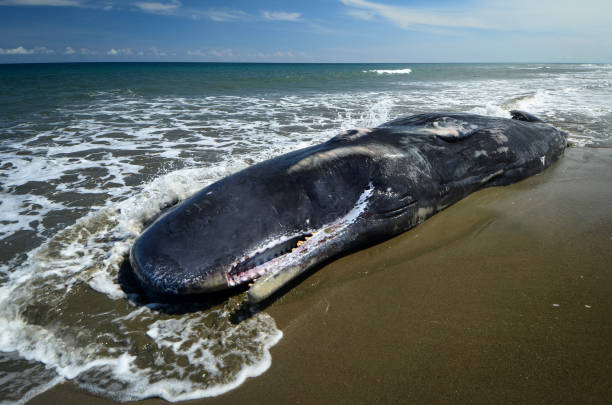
[{"x1": 129, "y1": 111, "x2": 566, "y2": 303}]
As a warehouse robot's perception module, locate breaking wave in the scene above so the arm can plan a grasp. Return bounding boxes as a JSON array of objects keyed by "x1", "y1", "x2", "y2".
[{"x1": 365, "y1": 68, "x2": 412, "y2": 75}]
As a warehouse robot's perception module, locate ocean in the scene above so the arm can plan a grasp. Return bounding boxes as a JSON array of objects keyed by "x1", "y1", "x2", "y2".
[{"x1": 0, "y1": 62, "x2": 611, "y2": 404}]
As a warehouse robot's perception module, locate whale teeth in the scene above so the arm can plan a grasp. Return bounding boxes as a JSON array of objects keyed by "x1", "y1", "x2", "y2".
[{"x1": 297, "y1": 240, "x2": 304, "y2": 247}]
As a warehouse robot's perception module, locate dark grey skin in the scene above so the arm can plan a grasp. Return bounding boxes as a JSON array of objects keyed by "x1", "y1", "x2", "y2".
[{"x1": 129, "y1": 111, "x2": 566, "y2": 303}]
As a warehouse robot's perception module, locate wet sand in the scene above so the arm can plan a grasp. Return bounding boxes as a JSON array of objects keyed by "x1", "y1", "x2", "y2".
[{"x1": 30, "y1": 147, "x2": 612, "y2": 405}]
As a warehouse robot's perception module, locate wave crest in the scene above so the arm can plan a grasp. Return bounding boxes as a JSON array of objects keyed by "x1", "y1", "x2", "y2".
[{"x1": 365, "y1": 68, "x2": 412, "y2": 75}]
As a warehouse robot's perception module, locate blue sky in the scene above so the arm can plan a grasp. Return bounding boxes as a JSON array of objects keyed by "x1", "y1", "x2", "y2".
[{"x1": 1, "y1": 0, "x2": 610, "y2": 63}]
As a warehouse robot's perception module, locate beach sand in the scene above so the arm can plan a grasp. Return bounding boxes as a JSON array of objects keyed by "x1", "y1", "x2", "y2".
[{"x1": 29, "y1": 147, "x2": 612, "y2": 405}]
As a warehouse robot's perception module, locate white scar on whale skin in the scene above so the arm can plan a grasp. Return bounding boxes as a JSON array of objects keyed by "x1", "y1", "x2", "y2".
[
  {"x1": 480, "y1": 169, "x2": 504, "y2": 184},
  {"x1": 497, "y1": 146, "x2": 508, "y2": 154},
  {"x1": 490, "y1": 129, "x2": 509, "y2": 144},
  {"x1": 286, "y1": 144, "x2": 399, "y2": 174},
  {"x1": 414, "y1": 118, "x2": 478, "y2": 138}
]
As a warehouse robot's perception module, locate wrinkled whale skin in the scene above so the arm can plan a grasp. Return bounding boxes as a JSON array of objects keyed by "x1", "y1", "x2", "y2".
[{"x1": 129, "y1": 111, "x2": 566, "y2": 303}]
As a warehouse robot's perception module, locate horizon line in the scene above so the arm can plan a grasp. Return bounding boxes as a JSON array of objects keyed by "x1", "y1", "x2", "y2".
[{"x1": 1, "y1": 61, "x2": 609, "y2": 65}]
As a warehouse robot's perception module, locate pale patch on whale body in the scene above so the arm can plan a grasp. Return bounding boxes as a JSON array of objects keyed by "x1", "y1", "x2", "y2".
[
  {"x1": 287, "y1": 143, "x2": 398, "y2": 174},
  {"x1": 480, "y1": 169, "x2": 504, "y2": 184},
  {"x1": 416, "y1": 118, "x2": 477, "y2": 139},
  {"x1": 415, "y1": 206, "x2": 435, "y2": 223},
  {"x1": 490, "y1": 129, "x2": 509, "y2": 144},
  {"x1": 497, "y1": 146, "x2": 509, "y2": 154}
]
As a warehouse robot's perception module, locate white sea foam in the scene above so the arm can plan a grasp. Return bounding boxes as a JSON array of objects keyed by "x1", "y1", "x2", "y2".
[
  {"x1": 0, "y1": 91, "x2": 396, "y2": 246},
  {"x1": 0, "y1": 90, "x2": 401, "y2": 402},
  {"x1": 0, "y1": 164, "x2": 284, "y2": 402},
  {"x1": 365, "y1": 68, "x2": 412, "y2": 75},
  {"x1": 579, "y1": 63, "x2": 612, "y2": 70}
]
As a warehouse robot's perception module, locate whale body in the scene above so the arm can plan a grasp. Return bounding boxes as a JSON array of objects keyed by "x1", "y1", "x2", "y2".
[{"x1": 129, "y1": 111, "x2": 566, "y2": 303}]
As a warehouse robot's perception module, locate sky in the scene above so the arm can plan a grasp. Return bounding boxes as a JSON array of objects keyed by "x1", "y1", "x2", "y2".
[{"x1": 0, "y1": 0, "x2": 611, "y2": 63}]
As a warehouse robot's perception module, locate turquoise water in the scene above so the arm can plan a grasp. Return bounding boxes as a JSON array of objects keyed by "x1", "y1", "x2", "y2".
[{"x1": 0, "y1": 62, "x2": 611, "y2": 403}]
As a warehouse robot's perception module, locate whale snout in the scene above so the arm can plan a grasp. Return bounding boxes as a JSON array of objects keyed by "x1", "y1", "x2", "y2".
[{"x1": 129, "y1": 235, "x2": 227, "y2": 295}]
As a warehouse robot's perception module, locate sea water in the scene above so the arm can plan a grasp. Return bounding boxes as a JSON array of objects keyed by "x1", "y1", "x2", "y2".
[{"x1": 0, "y1": 62, "x2": 611, "y2": 403}]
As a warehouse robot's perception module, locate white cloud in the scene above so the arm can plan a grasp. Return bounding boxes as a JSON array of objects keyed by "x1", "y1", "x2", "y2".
[
  {"x1": 340, "y1": 0, "x2": 494, "y2": 30},
  {"x1": 341, "y1": 0, "x2": 612, "y2": 34},
  {"x1": 134, "y1": 0, "x2": 180, "y2": 14},
  {"x1": 187, "y1": 48, "x2": 234, "y2": 58},
  {"x1": 209, "y1": 48, "x2": 233, "y2": 57},
  {"x1": 0, "y1": 46, "x2": 33, "y2": 54},
  {"x1": 107, "y1": 48, "x2": 133, "y2": 56},
  {"x1": 35, "y1": 46, "x2": 54, "y2": 53},
  {"x1": 244, "y1": 50, "x2": 303, "y2": 60},
  {"x1": 202, "y1": 9, "x2": 247, "y2": 22},
  {"x1": 195, "y1": 9, "x2": 302, "y2": 22},
  {"x1": 0, "y1": 46, "x2": 54, "y2": 54},
  {"x1": 0, "y1": 0, "x2": 82, "y2": 5},
  {"x1": 261, "y1": 11, "x2": 301, "y2": 21},
  {"x1": 346, "y1": 9, "x2": 374, "y2": 21},
  {"x1": 149, "y1": 47, "x2": 166, "y2": 56},
  {"x1": 273, "y1": 51, "x2": 294, "y2": 58},
  {"x1": 64, "y1": 46, "x2": 75, "y2": 54}
]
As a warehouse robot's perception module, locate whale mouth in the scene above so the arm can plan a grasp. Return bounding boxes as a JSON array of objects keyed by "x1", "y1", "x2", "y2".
[
  {"x1": 226, "y1": 233, "x2": 313, "y2": 287},
  {"x1": 224, "y1": 184, "x2": 375, "y2": 303}
]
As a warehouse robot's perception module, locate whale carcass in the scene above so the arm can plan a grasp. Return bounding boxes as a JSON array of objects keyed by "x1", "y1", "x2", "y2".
[{"x1": 129, "y1": 111, "x2": 567, "y2": 303}]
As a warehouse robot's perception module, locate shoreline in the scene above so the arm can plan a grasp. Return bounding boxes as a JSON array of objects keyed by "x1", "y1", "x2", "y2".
[{"x1": 28, "y1": 146, "x2": 612, "y2": 404}]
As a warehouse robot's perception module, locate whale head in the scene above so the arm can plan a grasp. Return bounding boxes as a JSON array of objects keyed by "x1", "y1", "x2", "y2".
[{"x1": 129, "y1": 141, "x2": 378, "y2": 303}]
